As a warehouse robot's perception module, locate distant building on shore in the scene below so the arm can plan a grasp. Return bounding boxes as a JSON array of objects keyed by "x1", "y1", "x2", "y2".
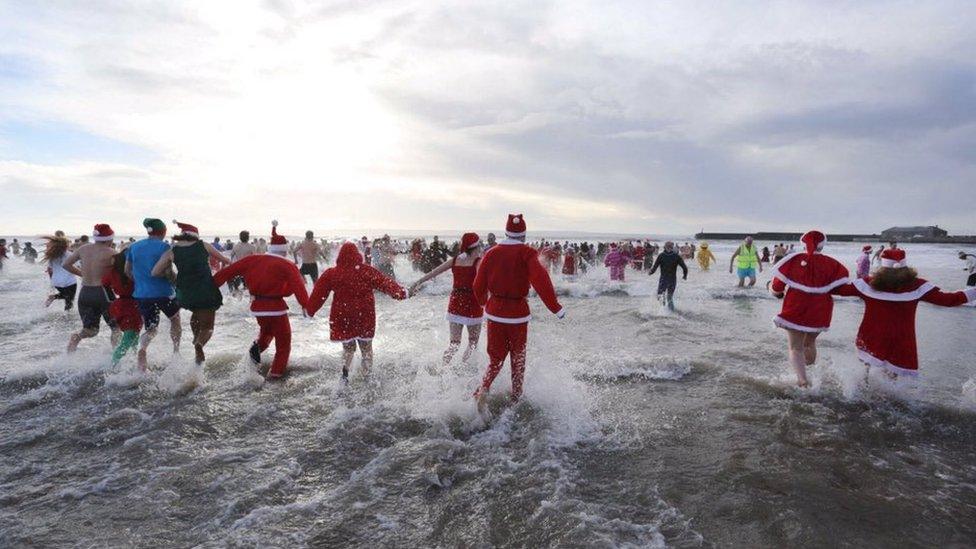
[{"x1": 881, "y1": 226, "x2": 948, "y2": 240}]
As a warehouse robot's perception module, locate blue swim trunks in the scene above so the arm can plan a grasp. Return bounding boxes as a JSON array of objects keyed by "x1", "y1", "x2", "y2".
[{"x1": 737, "y1": 267, "x2": 757, "y2": 279}]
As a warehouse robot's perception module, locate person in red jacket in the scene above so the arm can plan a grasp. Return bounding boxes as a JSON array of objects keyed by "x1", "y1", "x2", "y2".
[
  {"x1": 102, "y1": 248, "x2": 144, "y2": 368},
  {"x1": 472, "y1": 214, "x2": 565, "y2": 412},
  {"x1": 306, "y1": 242, "x2": 408, "y2": 381},
  {"x1": 831, "y1": 248, "x2": 976, "y2": 378},
  {"x1": 212, "y1": 221, "x2": 309, "y2": 380},
  {"x1": 768, "y1": 230, "x2": 850, "y2": 387}
]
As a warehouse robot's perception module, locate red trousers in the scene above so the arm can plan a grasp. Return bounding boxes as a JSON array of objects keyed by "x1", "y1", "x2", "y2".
[
  {"x1": 256, "y1": 315, "x2": 292, "y2": 378},
  {"x1": 476, "y1": 320, "x2": 528, "y2": 400}
]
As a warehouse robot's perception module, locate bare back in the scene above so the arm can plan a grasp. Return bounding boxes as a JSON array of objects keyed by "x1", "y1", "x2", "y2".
[
  {"x1": 73, "y1": 243, "x2": 116, "y2": 286},
  {"x1": 233, "y1": 241, "x2": 256, "y2": 261},
  {"x1": 299, "y1": 239, "x2": 321, "y2": 263}
]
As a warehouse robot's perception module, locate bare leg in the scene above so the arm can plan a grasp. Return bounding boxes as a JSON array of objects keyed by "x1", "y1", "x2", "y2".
[
  {"x1": 190, "y1": 310, "x2": 215, "y2": 365},
  {"x1": 110, "y1": 327, "x2": 121, "y2": 347},
  {"x1": 341, "y1": 342, "x2": 356, "y2": 379},
  {"x1": 747, "y1": 276, "x2": 757, "y2": 287},
  {"x1": 169, "y1": 313, "x2": 182, "y2": 354},
  {"x1": 138, "y1": 328, "x2": 157, "y2": 371},
  {"x1": 803, "y1": 332, "x2": 820, "y2": 365},
  {"x1": 67, "y1": 328, "x2": 99, "y2": 353},
  {"x1": 442, "y1": 323, "x2": 463, "y2": 366},
  {"x1": 358, "y1": 340, "x2": 373, "y2": 376},
  {"x1": 461, "y1": 323, "x2": 482, "y2": 363},
  {"x1": 787, "y1": 329, "x2": 810, "y2": 388}
]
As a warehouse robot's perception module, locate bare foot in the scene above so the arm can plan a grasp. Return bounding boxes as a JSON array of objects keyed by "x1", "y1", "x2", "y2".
[
  {"x1": 797, "y1": 378, "x2": 810, "y2": 388},
  {"x1": 67, "y1": 334, "x2": 81, "y2": 353},
  {"x1": 475, "y1": 391, "x2": 489, "y2": 415},
  {"x1": 45, "y1": 295, "x2": 56, "y2": 308},
  {"x1": 137, "y1": 349, "x2": 148, "y2": 372},
  {"x1": 194, "y1": 344, "x2": 205, "y2": 365}
]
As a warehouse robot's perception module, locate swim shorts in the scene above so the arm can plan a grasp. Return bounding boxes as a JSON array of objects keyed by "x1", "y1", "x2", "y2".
[
  {"x1": 737, "y1": 267, "x2": 757, "y2": 279},
  {"x1": 78, "y1": 285, "x2": 116, "y2": 331},
  {"x1": 300, "y1": 262, "x2": 319, "y2": 281},
  {"x1": 137, "y1": 297, "x2": 181, "y2": 330}
]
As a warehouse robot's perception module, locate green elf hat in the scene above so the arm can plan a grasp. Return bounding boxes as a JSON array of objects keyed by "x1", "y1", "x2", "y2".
[{"x1": 143, "y1": 218, "x2": 166, "y2": 235}]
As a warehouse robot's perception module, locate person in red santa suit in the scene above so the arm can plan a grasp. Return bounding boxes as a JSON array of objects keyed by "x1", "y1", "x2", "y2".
[
  {"x1": 409, "y1": 232, "x2": 485, "y2": 368},
  {"x1": 306, "y1": 242, "x2": 408, "y2": 382},
  {"x1": 768, "y1": 230, "x2": 850, "y2": 387},
  {"x1": 831, "y1": 248, "x2": 976, "y2": 378},
  {"x1": 472, "y1": 214, "x2": 565, "y2": 412},
  {"x1": 212, "y1": 221, "x2": 309, "y2": 380}
]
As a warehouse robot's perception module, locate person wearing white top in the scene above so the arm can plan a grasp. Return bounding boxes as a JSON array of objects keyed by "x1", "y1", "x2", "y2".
[{"x1": 43, "y1": 235, "x2": 79, "y2": 310}]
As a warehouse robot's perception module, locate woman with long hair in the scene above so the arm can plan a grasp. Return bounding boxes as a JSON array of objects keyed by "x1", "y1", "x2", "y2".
[
  {"x1": 768, "y1": 231, "x2": 850, "y2": 387},
  {"x1": 410, "y1": 233, "x2": 485, "y2": 367},
  {"x1": 103, "y1": 248, "x2": 143, "y2": 367},
  {"x1": 151, "y1": 221, "x2": 230, "y2": 365},
  {"x1": 42, "y1": 234, "x2": 78, "y2": 310}
]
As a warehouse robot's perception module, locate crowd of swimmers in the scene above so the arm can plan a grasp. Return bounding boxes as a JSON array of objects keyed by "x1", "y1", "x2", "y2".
[{"x1": 2, "y1": 217, "x2": 975, "y2": 412}]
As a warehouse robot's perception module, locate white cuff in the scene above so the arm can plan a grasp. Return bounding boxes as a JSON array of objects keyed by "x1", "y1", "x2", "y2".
[
  {"x1": 555, "y1": 307, "x2": 566, "y2": 319},
  {"x1": 964, "y1": 287, "x2": 976, "y2": 303}
]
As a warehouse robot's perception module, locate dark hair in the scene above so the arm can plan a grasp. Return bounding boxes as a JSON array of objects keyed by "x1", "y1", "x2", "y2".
[
  {"x1": 173, "y1": 233, "x2": 199, "y2": 242},
  {"x1": 870, "y1": 266, "x2": 918, "y2": 292},
  {"x1": 112, "y1": 252, "x2": 130, "y2": 282},
  {"x1": 306, "y1": 230, "x2": 314, "y2": 239},
  {"x1": 240, "y1": 231, "x2": 250, "y2": 242},
  {"x1": 80, "y1": 235, "x2": 90, "y2": 243}
]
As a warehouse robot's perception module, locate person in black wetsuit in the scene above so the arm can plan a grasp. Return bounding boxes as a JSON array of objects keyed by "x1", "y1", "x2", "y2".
[{"x1": 649, "y1": 241, "x2": 688, "y2": 311}]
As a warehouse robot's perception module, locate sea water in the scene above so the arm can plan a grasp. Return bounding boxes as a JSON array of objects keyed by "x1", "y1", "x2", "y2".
[{"x1": 1, "y1": 239, "x2": 974, "y2": 547}]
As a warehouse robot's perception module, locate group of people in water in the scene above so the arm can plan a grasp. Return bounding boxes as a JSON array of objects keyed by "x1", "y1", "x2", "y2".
[{"x1": 3, "y1": 217, "x2": 976, "y2": 409}]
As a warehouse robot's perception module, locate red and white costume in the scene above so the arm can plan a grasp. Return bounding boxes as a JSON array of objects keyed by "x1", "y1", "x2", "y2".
[
  {"x1": 102, "y1": 269, "x2": 143, "y2": 332},
  {"x1": 212, "y1": 221, "x2": 309, "y2": 378},
  {"x1": 769, "y1": 231, "x2": 850, "y2": 332},
  {"x1": 472, "y1": 214, "x2": 564, "y2": 401},
  {"x1": 562, "y1": 249, "x2": 578, "y2": 276},
  {"x1": 306, "y1": 242, "x2": 407, "y2": 342},
  {"x1": 832, "y1": 249, "x2": 976, "y2": 376},
  {"x1": 447, "y1": 233, "x2": 484, "y2": 325}
]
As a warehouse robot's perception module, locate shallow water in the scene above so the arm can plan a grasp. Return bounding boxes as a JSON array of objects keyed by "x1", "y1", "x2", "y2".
[{"x1": 1, "y1": 241, "x2": 975, "y2": 547}]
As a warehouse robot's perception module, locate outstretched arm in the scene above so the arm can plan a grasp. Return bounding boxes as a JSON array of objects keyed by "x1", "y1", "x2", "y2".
[
  {"x1": 409, "y1": 257, "x2": 453, "y2": 294},
  {"x1": 528, "y1": 253, "x2": 564, "y2": 317},
  {"x1": 306, "y1": 271, "x2": 333, "y2": 316},
  {"x1": 370, "y1": 267, "x2": 408, "y2": 300},
  {"x1": 212, "y1": 256, "x2": 248, "y2": 287},
  {"x1": 151, "y1": 249, "x2": 174, "y2": 278},
  {"x1": 204, "y1": 242, "x2": 232, "y2": 267},
  {"x1": 473, "y1": 259, "x2": 489, "y2": 307},
  {"x1": 921, "y1": 287, "x2": 976, "y2": 307},
  {"x1": 286, "y1": 263, "x2": 310, "y2": 309}
]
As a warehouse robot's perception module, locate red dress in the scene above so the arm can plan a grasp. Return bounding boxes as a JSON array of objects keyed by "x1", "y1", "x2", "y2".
[
  {"x1": 101, "y1": 270, "x2": 143, "y2": 332},
  {"x1": 832, "y1": 279, "x2": 975, "y2": 376},
  {"x1": 447, "y1": 257, "x2": 483, "y2": 325},
  {"x1": 307, "y1": 242, "x2": 407, "y2": 342},
  {"x1": 769, "y1": 252, "x2": 850, "y2": 332}
]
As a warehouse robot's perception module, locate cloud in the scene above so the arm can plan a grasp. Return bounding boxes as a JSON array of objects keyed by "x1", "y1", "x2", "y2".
[{"x1": 1, "y1": 0, "x2": 975, "y2": 236}]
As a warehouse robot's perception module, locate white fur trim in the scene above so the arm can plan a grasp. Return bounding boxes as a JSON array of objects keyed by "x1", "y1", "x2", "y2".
[
  {"x1": 505, "y1": 230, "x2": 526, "y2": 238},
  {"x1": 881, "y1": 258, "x2": 905, "y2": 268},
  {"x1": 499, "y1": 238, "x2": 523, "y2": 245},
  {"x1": 252, "y1": 310, "x2": 288, "y2": 317},
  {"x1": 268, "y1": 244, "x2": 289, "y2": 253},
  {"x1": 964, "y1": 287, "x2": 976, "y2": 303},
  {"x1": 272, "y1": 219, "x2": 279, "y2": 227},
  {"x1": 446, "y1": 312, "x2": 484, "y2": 325},
  {"x1": 773, "y1": 316, "x2": 829, "y2": 333},
  {"x1": 485, "y1": 313, "x2": 531, "y2": 324},
  {"x1": 335, "y1": 337, "x2": 372, "y2": 343},
  {"x1": 769, "y1": 253, "x2": 848, "y2": 294},
  {"x1": 555, "y1": 307, "x2": 565, "y2": 319},
  {"x1": 852, "y1": 278, "x2": 934, "y2": 302},
  {"x1": 857, "y1": 349, "x2": 918, "y2": 377},
  {"x1": 92, "y1": 235, "x2": 114, "y2": 242}
]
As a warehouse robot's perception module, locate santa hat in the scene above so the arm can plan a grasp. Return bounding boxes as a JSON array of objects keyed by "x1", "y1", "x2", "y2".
[
  {"x1": 92, "y1": 223, "x2": 114, "y2": 242},
  {"x1": 862, "y1": 245, "x2": 873, "y2": 252},
  {"x1": 505, "y1": 214, "x2": 526, "y2": 238},
  {"x1": 268, "y1": 220, "x2": 288, "y2": 254},
  {"x1": 457, "y1": 232, "x2": 481, "y2": 260},
  {"x1": 800, "y1": 230, "x2": 826, "y2": 255},
  {"x1": 880, "y1": 248, "x2": 907, "y2": 268},
  {"x1": 172, "y1": 220, "x2": 199, "y2": 238}
]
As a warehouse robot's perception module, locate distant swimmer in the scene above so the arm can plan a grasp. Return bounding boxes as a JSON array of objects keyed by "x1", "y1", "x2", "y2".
[
  {"x1": 229, "y1": 230, "x2": 255, "y2": 295},
  {"x1": 0, "y1": 239, "x2": 7, "y2": 270},
  {"x1": 10, "y1": 238, "x2": 20, "y2": 255},
  {"x1": 43, "y1": 234, "x2": 77, "y2": 311},
  {"x1": 857, "y1": 245, "x2": 872, "y2": 279},
  {"x1": 603, "y1": 243, "x2": 630, "y2": 281},
  {"x1": 22, "y1": 242, "x2": 37, "y2": 263},
  {"x1": 63, "y1": 224, "x2": 121, "y2": 353},
  {"x1": 472, "y1": 214, "x2": 564, "y2": 413},
  {"x1": 960, "y1": 251, "x2": 976, "y2": 287},
  {"x1": 127, "y1": 218, "x2": 181, "y2": 371},
  {"x1": 298, "y1": 230, "x2": 326, "y2": 284},
  {"x1": 771, "y1": 243, "x2": 786, "y2": 264},
  {"x1": 760, "y1": 246, "x2": 770, "y2": 263},
  {"x1": 697, "y1": 242, "x2": 716, "y2": 271},
  {"x1": 306, "y1": 241, "x2": 409, "y2": 382},
  {"x1": 410, "y1": 232, "x2": 484, "y2": 368},
  {"x1": 768, "y1": 231, "x2": 849, "y2": 388},
  {"x1": 832, "y1": 249, "x2": 976, "y2": 379},
  {"x1": 729, "y1": 236, "x2": 762, "y2": 287},
  {"x1": 152, "y1": 221, "x2": 230, "y2": 365},
  {"x1": 212, "y1": 221, "x2": 309, "y2": 381},
  {"x1": 103, "y1": 247, "x2": 143, "y2": 367},
  {"x1": 649, "y1": 241, "x2": 688, "y2": 311}
]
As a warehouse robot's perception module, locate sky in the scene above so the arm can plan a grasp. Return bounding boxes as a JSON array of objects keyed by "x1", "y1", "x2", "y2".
[{"x1": 1, "y1": 0, "x2": 975, "y2": 237}]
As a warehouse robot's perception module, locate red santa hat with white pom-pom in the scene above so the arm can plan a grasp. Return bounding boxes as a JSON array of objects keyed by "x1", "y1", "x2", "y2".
[
  {"x1": 457, "y1": 232, "x2": 481, "y2": 260},
  {"x1": 505, "y1": 214, "x2": 526, "y2": 238},
  {"x1": 172, "y1": 220, "x2": 199, "y2": 238},
  {"x1": 92, "y1": 223, "x2": 114, "y2": 242},
  {"x1": 880, "y1": 248, "x2": 907, "y2": 268},
  {"x1": 268, "y1": 220, "x2": 289, "y2": 255},
  {"x1": 800, "y1": 230, "x2": 826, "y2": 255}
]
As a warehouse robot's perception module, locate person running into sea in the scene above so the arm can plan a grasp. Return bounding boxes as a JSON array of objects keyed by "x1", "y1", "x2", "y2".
[
  {"x1": 63, "y1": 224, "x2": 121, "y2": 352},
  {"x1": 126, "y1": 218, "x2": 182, "y2": 370},
  {"x1": 213, "y1": 221, "x2": 309, "y2": 380},
  {"x1": 43, "y1": 234, "x2": 78, "y2": 311},
  {"x1": 472, "y1": 214, "x2": 564, "y2": 412},
  {"x1": 856, "y1": 245, "x2": 873, "y2": 279},
  {"x1": 229, "y1": 230, "x2": 255, "y2": 296},
  {"x1": 768, "y1": 231, "x2": 850, "y2": 388},
  {"x1": 306, "y1": 242, "x2": 408, "y2": 381},
  {"x1": 772, "y1": 243, "x2": 786, "y2": 264},
  {"x1": 410, "y1": 233, "x2": 484, "y2": 368},
  {"x1": 103, "y1": 247, "x2": 143, "y2": 367},
  {"x1": 9, "y1": 238, "x2": 20, "y2": 255},
  {"x1": 729, "y1": 236, "x2": 762, "y2": 287},
  {"x1": 562, "y1": 245, "x2": 579, "y2": 278},
  {"x1": 0, "y1": 239, "x2": 7, "y2": 270},
  {"x1": 298, "y1": 230, "x2": 326, "y2": 284},
  {"x1": 649, "y1": 241, "x2": 688, "y2": 311},
  {"x1": 151, "y1": 221, "x2": 230, "y2": 365},
  {"x1": 831, "y1": 249, "x2": 975, "y2": 379},
  {"x1": 604, "y1": 243, "x2": 630, "y2": 281},
  {"x1": 959, "y1": 251, "x2": 976, "y2": 287},
  {"x1": 697, "y1": 242, "x2": 717, "y2": 271},
  {"x1": 22, "y1": 242, "x2": 38, "y2": 263}
]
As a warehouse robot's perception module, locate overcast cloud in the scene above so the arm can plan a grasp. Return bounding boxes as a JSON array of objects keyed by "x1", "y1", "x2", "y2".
[{"x1": 1, "y1": 0, "x2": 974, "y2": 236}]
